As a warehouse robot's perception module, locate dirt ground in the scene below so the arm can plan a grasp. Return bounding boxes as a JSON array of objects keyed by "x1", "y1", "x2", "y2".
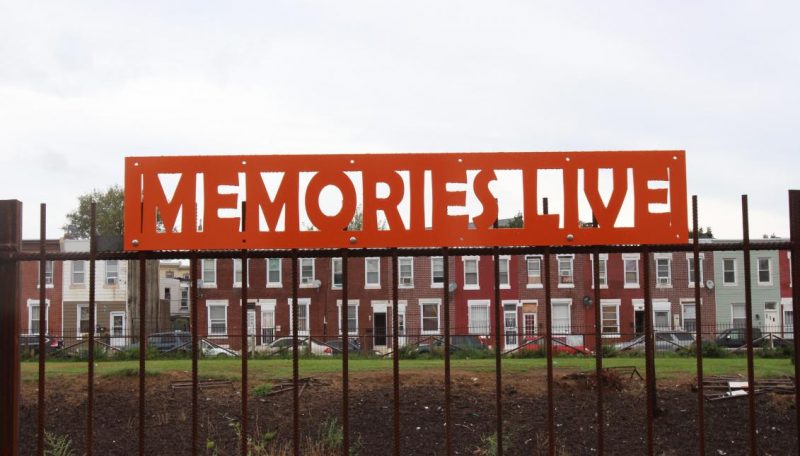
[{"x1": 19, "y1": 368, "x2": 799, "y2": 455}]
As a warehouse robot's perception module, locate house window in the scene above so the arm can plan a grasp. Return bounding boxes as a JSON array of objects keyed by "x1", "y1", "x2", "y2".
[
  {"x1": 266, "y1": 258, "x2": 281, "y2": 287},
  {"x1": 723, "y1": 258, "x2": 737, "y2": 285},
  {"x1": 757, "y1": 258, "x2": 771, "y2": 285},
  {"x1": 655, "y1": 257, "x2": 671, "y2": 287},
  {"x1": 523, "y1": 313, "x2": 537, "y2": 336},
  {"x1": 591, "y1": 255, "x2": 608, "y2": 288},
  {"x1": 165, "y1": 270, "x2": 174, "y2": 279},
  {"x1": 28, "y1": 301, "x2": 48, "y2": 334},
  {"x1": 682, "y1": 301, "x2": 696, "y2": 332},
  {"x1": 654, "y1": 310, "x2": 670, "y2": 330},
  {"x1": 398, "y1": 257, "x2": 413, "y2": 288},
  {"x1": 72, "y1": 261, "x2": 85, "y2": 285},
  {"x1": 164, "y1": 287, "x2": 171, "y2": 301},
  {"x1": 207, "y1": 301, "x2": 228, "y2": 337},
  {"x1": 731, "y1": 303, "x2": 746, "y2": 328},
  {"x1": 202, "y1": 259, "x2": 217, "y2": 287},
  {"x1": 498, "y1": 256, "x2": 510, "y2": 288},
  {"x1": 687, "y1": 255, "x2": 704, "y2": 287},
  {"x1": 233, "y1": 259, "x2": 249, "y2": 287},
  {"x1": 551, "y1": 300, "x2": 571, "y2": 334},
  {"x1": 78, "y1": 304, "x2": 91, "y2": 334},
  {"x1": 337, "y1": 300, "x2": 359, "y2": 335},
  {"x1": 784, "y1": 309, "x2": 793, "y2": 335},
  {"x1": 623, "y1": 255, "x2": 639, "y2": 288},
  {"x1": 300, "y1": 258, "x2": 315, "y2": 285},
  {"x1": 365, "y1": 257, "x2": 380, "y2": 288},
  {"x1": 431, "y1": 257, "x2": 444, "y2": 287},
  {"x1": 557, "y1": 255, "x2": 574, "y2": 287},
  {"x1": 526, "y1": 256, "x2": 542, "y2": 287},
  {"x1": 421, "y1": 300, "x2": 440, "y2": 334},
  {"x1": 106, "y1": 260, "x2": 119, "y2": 285},
  {"x1": 332, "y1": 258, "x2": 343, "y2": 289},
  {"x1": 39, "y1": 261, "x2": 54, "y2": 287},
  {"x1": 289, "y1": 298, "x2": 310, "y2": 335},
  {"x1": 180, "y1": 288, "x2": 189, "y2": 309},
  {"x1": 463, "y1": 257, "x2": 479, "y2": 289},
  {"x1": 468, "y1": 301, "x2": 490, "y2": 335},
  {"x1": 600, "y1": 300, "x2": 620, "y2": 335}
]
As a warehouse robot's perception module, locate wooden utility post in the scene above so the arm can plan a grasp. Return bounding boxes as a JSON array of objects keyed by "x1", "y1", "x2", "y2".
[
  {"x1": 0, "y1": 200, "x2": 22, "y2": 456},
  {"x1": 127, "y1": 259, "x2": 164, "y2": 340}
]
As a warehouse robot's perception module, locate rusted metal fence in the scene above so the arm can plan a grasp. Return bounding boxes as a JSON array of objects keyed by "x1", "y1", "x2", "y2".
[{"x1": 2, "y1": 192, "x2": 800, "y2": 455}]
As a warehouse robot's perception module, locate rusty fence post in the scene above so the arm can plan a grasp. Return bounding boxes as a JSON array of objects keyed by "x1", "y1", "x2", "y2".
[
  {"x1": 0, "y1": 200, "x2": 22, "y2": 456},
  {"x1": 788, "y1": 190, "x2": 800, "y2": 451}
]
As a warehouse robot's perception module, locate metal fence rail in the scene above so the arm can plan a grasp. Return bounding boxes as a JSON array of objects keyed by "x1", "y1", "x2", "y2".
[{"x1": 1, "y1": 192, "x2": 800, "y2": 456}]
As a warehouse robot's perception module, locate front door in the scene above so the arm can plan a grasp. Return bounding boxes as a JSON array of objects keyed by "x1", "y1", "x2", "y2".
[
  {"x1": 504, "y1": 304, "x2": 518, "y2": 349},
  {"x1": 374, "y1": 312, "x2": 387, "y2": 347},
  {"x1": 261, "y1": 309, "x2": 275, "y2": 344},
  {"x1": 635, "y1": 310, "x2": 645, "y2": 335},
  {"x1": 764, "y1": 302, "x2": 779, "y2": 335},
  {"x1": 109, "y1": 312, "x2": 126, "y2": 347}
]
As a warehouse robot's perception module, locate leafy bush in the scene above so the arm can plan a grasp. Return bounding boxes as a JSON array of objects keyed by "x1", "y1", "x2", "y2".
[{"x1": 253, "y1": 383, "x2": 273, "y2": 397}]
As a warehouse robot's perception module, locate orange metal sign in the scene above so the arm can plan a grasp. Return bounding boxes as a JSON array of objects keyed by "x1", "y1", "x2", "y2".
[{"x1": 124, "y1": 151, "x2": 687, "y2": 251}]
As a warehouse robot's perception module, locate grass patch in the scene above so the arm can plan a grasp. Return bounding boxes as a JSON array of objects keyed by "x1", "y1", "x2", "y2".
[
  {"x1": 253, "y1": 383, "x2": 273, "y2": 397},
  {"x1": 99, "y1": 367, "x2": 160, "y2": 378}
]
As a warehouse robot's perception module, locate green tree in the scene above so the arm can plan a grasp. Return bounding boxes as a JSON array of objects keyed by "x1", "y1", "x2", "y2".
[
  {"x1": 506, "y1": 211, "x2": 524, "y2": 228},
  {"x1": 62, "y1": 186, "x2": 124, "y2": 238}
]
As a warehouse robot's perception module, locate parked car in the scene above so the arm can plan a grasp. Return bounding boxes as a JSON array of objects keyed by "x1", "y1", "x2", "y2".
[
  {"x1": 615, "y1": 330, "x2": 695, "y2": 352},
  {"x1": 263, "y1": 337, "x2": 333, "y2": 356},
  {"x1": 19, "y1": 334, "x2": 63, "y2": 355},
  {"x1": 517, "y1": 335, "x2": 590, "y2": 355},
  {"x1": 416, "y1": 335, "x2": 490, "y2": 353},
  {"x1": 129, "y1": 331, "x2": 237, "y2": 357},
  {"x1": 322, "y1": 338, "x2": 361, "y2": 354},
  {"x1": 715, "y1": 327, "x2": 789, "y2": 349}
]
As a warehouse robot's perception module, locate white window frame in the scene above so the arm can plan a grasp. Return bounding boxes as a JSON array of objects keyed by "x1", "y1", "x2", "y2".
[
  {"x1": 526, "y1": 255, "x2": 543, "y2": 289},
  {"x1": 420, "y1": 299, "x2": 441, "y2": 335},
  {"x1": 288, "y1": 297, "x2": 311, "y2": 336},
  {"x1": 653, "y1": 299, "x2": 671, "y2": 331},
  {"x1": 336, "y1": 299, "x2": 360, "y2": 335},
  {"x1": 623, "y1": 254, "x2": 640, "y2": 289},
  {"x1": 76, "y1": 303, "x2": 94, "y2": 336},
  {"x1": 365, "y1": 257, "x2": 381, "y2": 289},
  {"x1": 266, "y1": 258, "x2": 282, "y2": 288},
  {"x1": 731, "y1": 303, "x2": 746, "y2": 328},
  {"x1": 463, "y1": 256, "x2": 480, "y2": 290},
  {"x1": 680, "y1": 299, "x2": 698, "y2": 332},
  {"x1": 600, "y1": 299, "x2": 620, "y2": 337},
  {"x1": 233, "y1": 259, "x2": 249, "y2": 288},
  {"x1": 757, "y1": 257, "x2": 772, "y2": 286},
  {"x1": 551, "y1": 299, "x2": 572, "y2": 335},
  {"x1": 71, "y1": 261, "x2": 85, "y2": 286},
  {"x1": 201, "y1": 259, "x2": 217, "y2": 288},
  {"x1": 27, "y1": 299, "x2": 50, "y2": 335},
  {"x1": 39, "y1": 261, "x2": 54, "y2": 288},
  {"x1": 206, "y1": 300, "x2": 229, "y2": 338},
  {"x1": 431, "y1": 257, "x2": 444, "y2": 288},
  {"x1": 332, "y1": 258, "x2": 343, "y2": 289},
  {"x1": 498, "y1": 256, "x2": 510, "y2": 289},
  {"x1": 105, "y1": 260, "x2": 119, "y2": 286},
  {"x1": 590, "y1": 254, "x2": 608, "y2": 289},
  {"x1": 722, "y1": 258, "x2": 737, "y2": 285},
  {"x1": 468, "y1": 300, "x2": 490, "y2": 335},
  {"x1": 522, "y1": 312, "x2": 537, "y2": 336},
  {"x1": 556, "y1": 255, "x2": 574, "y2": 288},
  {"x1": 686, "y1": 253, "x2": 705, "y2": 288},
  {"x1": 398, "y1": 257, "x2": 414, "y2": 288},
  {"x1": 300, "y1": 258, "x2": 315, "y2": 286},
  {"x1": 654, "y1": 254, "x2": 672, "y2": 288}
]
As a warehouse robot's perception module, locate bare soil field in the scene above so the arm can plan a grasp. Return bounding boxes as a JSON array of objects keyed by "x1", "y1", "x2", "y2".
[{"x1": 20, "y1": 368, "x2": 798, "y2": 455}]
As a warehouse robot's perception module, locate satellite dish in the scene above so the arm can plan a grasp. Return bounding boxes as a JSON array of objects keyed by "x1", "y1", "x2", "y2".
[{"x1": 705, "y1": 280, "x2": 715, "y2": 290}]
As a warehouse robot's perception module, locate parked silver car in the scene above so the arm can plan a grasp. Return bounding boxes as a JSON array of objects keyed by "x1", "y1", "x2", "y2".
[
  {"x1": 263, "y1": 337, "x2": 333, "y2": 356},
  {"x1": 614, "y1": 330, "x2": 696, "y2": 352}
]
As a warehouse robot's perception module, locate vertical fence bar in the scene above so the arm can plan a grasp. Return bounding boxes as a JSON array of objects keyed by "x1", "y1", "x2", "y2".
[
  {"x1": 544, "y1": 246, "x2": 555, "y2": 456},
  {"x1": 0, "y1": 200, "x2": 22, "y2": 456},
  {"x1": 190, "y1": 254, "x2": 199, "y2": 456},
  {"x1": 37, "y1": 204, "x2": 46, "y2": 456},
  {"x1": 87, "y1": 203, "x2": 96, "y2": 456},
  {"x1": 592, "y1": 248, "x2": 603, "y2": 455},
  {"x1": 291, "y1": 251, "x2": 300, "y2": 456},
  {"x1": 741, "y1": 195, "x2": 758, "y2": 456},
  {"x1": 240, "y1": 250, "x2": 249, "y2": 456},
  {"x1": 443, "y1": 247, "x2": 452, "y2": 455},
  {"x1": 788, "y1": 190, "x2": 800, "y2": 450},
  {"x1": 341, "y1": 249, "x2": 350, "y2": 456},
  {"x1": 138, "y1": 255, "x2": 146, "y2": 456},
  {"x1": 642, "y1": 246, "x2": 655, "y2": 456},
  {"x1": 692, "y1": 196, "x2": 706, "y2": 456},
  {"x1": 391, "y1": 250, "x2": 401, "y2": 456},
  {"x1": 493, "y1": 249, "x2": 504, "y2": 456}
]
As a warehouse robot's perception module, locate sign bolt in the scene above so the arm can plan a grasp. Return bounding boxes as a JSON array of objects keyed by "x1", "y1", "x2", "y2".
[
  {"x1": 566, "y1": 234, "x2": 574, "y2": 241},
  {"x1": 132, "y1": 239, "x2": 139, "y2": 246},
  {"x1": 349, "y1": 236, "x2": 357, "y2": 245}
]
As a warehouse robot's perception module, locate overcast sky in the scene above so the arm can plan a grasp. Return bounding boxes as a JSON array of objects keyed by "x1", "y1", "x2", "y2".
[{"x1": 1, "y1": 1, "x2": 798, "y2": 241}]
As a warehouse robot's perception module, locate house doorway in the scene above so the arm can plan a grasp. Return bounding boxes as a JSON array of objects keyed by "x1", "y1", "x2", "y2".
[{"x1": 374, "y1": 312, "x2": 387, "y2": 347}]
